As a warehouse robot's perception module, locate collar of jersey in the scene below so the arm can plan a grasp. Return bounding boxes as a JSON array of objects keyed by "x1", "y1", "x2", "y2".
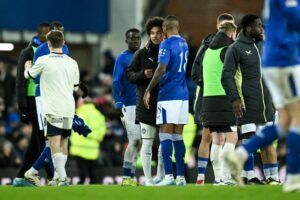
[
  {"x1": 168, "y1": 35, "x2": 181, "y2": 39},
  {"x1": 50, "y1": 52, "x2": 64, "y2": 54}
]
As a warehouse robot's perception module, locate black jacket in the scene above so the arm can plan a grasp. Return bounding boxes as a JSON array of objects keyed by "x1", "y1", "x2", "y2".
[
  {"x1": 221, "y1": 31, "x2": 273, "y2": 125},
  {"x1": 126, "y1": 41, "x2": 159, "y2": 126},
  {"x1": 201, "y1": 32, "x2": 236, "y2": 126},
  {"x1": 191, "y1": 33, "x2": 215, "y2": 125},
  {"x1": 16, "y1": 40, "x2": 39, "y2": 119}
]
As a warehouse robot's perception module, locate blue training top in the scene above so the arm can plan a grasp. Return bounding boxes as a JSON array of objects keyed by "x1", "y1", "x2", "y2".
[
  {"x1": 33, "y1": 42, "x2": 69, "y2": 96},
  {"x1": 262, "y1": 0, "x2": 300, "y2": 67},
  {"x1": 112, "y1": 50, "x2": 136, "y2": 109},
  {"x1": 157, "y1": 35, "x2": 189, "y2": 101}
]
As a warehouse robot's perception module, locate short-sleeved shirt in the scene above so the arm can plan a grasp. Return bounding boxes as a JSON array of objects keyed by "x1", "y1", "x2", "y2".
[
  {"x1": 158, "y1": 35, "x2": 189, "y2": 101},
  {"x1": 27, "y1": 53, "x2": 79, "y2": 118}
]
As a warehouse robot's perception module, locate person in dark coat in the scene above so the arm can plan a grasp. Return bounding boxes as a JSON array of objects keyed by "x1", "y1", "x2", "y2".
[
  {"x1": 201, "y1": 21, "x2": 237, "y2": 184},
  {"x1": 222, "y1": 14, "x2": 279, "y2": 185},
  {"x1": 190, "y1": 13, "x2": 235, "y2": 184},
  {"x1": 126, "y1": 16, "x2": 164, "y2": 185}
]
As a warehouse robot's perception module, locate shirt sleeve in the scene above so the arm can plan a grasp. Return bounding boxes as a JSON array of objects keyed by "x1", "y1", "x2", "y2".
[
  {"x1": 112, "y1": 55, "x2": 125, "y2": 109},
  {"x1": 158, "y1": 40, "x2": 171, "y2": 65},
  {"x1": 73, "y1": 62, "x2": 80, "y2": 91},
  {"x1": 25, "y1": 57, "x2": 45, "y2": 79},
  {"x1": 279, "y1": 0, "x2": 300, "y2": 31}
]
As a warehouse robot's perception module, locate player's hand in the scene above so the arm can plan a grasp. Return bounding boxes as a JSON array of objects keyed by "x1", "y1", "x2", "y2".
[
  {"x1": 143, "y1": 90, "x2": 150, "y2": 109},
  {"x1": 20, "y1": 107, "x2": 30, "y2": 124},
  {"x1": 116, "y1": 108, "x2": 124, "y2": 118},
  {"x1": 232, "y1": 99, "x2": 244, "y2": 118},
  {"x1": 144, "y1": 69, "x2": 153, "y2": 78},
  {"x1": 25, "y1": 60, "x2": 32, "y2": 70}
]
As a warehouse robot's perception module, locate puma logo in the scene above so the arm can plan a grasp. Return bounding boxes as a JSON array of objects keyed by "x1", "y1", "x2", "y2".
[{"x1": 148, "y1": 57, "x2": 154, "y2": 62}]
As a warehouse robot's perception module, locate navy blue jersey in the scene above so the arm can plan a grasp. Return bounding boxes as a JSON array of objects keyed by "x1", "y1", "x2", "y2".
[
  {"x1": 262, "y1": 0, "x2": 300, "y2": 67},
  {"x1": 112, "y1": 50, "x2": 136, "y2": 109},
  {"x1": 33, "y1": 42, "x2": 69, "y2": 96},
  {"x1": 158, "y1": 35, "x2": 189, "y2": 101}
]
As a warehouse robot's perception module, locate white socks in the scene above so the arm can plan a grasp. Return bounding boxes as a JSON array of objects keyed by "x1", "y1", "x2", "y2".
[
  {"x1": 210, "y1": 144, "x2": 223, "y2": 182},
  {"x1": 141, "y1": 139, "x2": 154, "y2": 181},
  {"x1": 52, "y1": 152, "x2": 68, "y2": 181},
  {"x1": 222, "y1": 143, "x2": 235, "y2": 181},
  {"x1": 156, "y1": 145, "x2": 165, "y2": 179}
]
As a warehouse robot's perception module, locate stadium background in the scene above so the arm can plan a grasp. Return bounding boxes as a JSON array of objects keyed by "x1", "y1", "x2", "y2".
[{"x1": 0, "y1": 0, "x2": 278, "y2": 185}]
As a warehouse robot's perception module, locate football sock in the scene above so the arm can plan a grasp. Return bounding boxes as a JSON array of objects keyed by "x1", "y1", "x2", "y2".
[
  {"x1": 172, "y1": 134, "x2": 186, "y2": 176},
  {"x1": 197, "y1": 157, "x2": 208, "y2": 180},
  {"x1": 159, "y1": 133, "x2": 173, "y2": 176},
  {"x1": 141, "y1": 138, "x2": 154, "y2": 181},
  {"x1": 222, "y1": 142, "x2": 235, "y2": 180},
  {"x1": 156, "y1": 145, "x2": 165, "y2": 179},
  {"x1": 210, "y1": 144, "x2": 222, "y2": 182},
  {"x1": 52, "y1": 152, "x2": 67, "y2": 180},
  {"x1": 263, "y1": 163, "x2": 271, "y2": 179},
  {"x1": 269, "y1": 163, "x2": 279, "y2": 181},
  {"x1": 286, "y1": 126, "x2": 300, "y2": 175}
]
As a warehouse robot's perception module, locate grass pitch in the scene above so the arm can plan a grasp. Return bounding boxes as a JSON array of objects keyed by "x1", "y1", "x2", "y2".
[{"x1": 1, "y1": 184, "x2": 300, "y2": 200}]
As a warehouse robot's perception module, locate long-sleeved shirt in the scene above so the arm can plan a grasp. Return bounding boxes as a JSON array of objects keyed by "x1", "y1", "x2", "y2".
[{"x1": 112, "y1": 50, "x2": 136, "y2": 109}]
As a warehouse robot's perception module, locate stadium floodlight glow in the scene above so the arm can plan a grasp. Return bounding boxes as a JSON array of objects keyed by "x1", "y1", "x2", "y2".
[{"x1": 0, "y1": 43, "x2": 14, "y2": 51}]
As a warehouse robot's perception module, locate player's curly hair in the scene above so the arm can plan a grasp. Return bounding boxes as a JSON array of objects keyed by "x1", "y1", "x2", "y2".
[{"x1": 145, "y1": 16, "x2": 164, "y2": 35}]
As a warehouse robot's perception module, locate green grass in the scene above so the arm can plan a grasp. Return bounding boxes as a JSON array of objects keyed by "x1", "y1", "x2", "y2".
[{"x1": 0, "y1": 185, "x2": 300, "y2": 200}]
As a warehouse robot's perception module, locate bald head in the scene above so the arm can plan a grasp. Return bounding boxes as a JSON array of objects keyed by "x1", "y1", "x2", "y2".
[{"x1": 163, "y1": 15, "x2": 180, "y2": 31}]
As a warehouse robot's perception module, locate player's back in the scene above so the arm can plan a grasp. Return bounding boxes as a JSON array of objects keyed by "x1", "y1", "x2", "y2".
[
  {"x1": 158, "y1": 35, "x2": 189, "y2": 101},
  {"x1": 263, "y1": 0, "x2": 300, "y2": 67},
  {"x1": 38, "y1": 53, "x2": 79, "y2": 117}
]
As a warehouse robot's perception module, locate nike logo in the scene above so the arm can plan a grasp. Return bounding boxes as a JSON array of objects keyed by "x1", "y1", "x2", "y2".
[{"x1": 148, "y1": 57, "x2": 154, "y2": 62}]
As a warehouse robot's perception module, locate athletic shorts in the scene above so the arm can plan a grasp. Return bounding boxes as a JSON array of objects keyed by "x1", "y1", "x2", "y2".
[
  {"x1": 156, "y1": 100, "x2": 188, "y2": 125},
  {"x1": 45, "y1": 114, "x2": 72, "y2": 137},
  {"x1": 140, "y1": 122, "x2": 158, "y2": 139},
  {"x1": 35, "y1": 96, "x2": 45, "y2": 130},
  {"x1": 120, "y1": 105, "x2": 140, "y2": 137},
  {"x1": 205, "y1": 125, "x2": 234, "y2": 133},
  {"x1": 263, "y1": 65, "x2": 300, "y2": 108},
  {"x1": 240, "y1": 122, "x2": 273, "y2": 134}
]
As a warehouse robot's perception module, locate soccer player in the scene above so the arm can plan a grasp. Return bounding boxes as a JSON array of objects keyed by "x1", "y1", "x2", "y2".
[
  {"x1": 144, "y1": 15, "x2": 189, "y2": 186},
  {"x1": 201, "y1": 21, "x2": 238, "y2": 185},
  {"x1": 23, "y1": 21, "x2": 70, "y2": 186},
  {"x1": 24, "y1": 30, "x2": 80, "y2": 186},
  {"x1": 112, "y1": 28, "x2": 142, "y2": 186},
  {"x1": 14, "y1": 22, "x2": 51, "y2": 186},
  {"x1": 191, "y1": 13, "x2": 235, "y2": 185},
  {"x1": 226, "y1": 1, "x2": 300, "y2": 191},
  {"x1": 126, "y1": 17, "x2": 165, "y2": 186}
]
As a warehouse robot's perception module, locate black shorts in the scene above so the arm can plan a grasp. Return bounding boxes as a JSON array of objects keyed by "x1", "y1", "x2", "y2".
[
  {"x1": 46, "y1": 121, "x2": 71, "y2": 137},
  {"x1": 206, "y1": 125, "x2": 232, "y2": 133}
]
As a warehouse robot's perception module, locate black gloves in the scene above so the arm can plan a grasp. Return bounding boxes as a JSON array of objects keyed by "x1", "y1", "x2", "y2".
[
  {"x1": 19, "y1": 107, "x2": 30, "y2": 124},
  {"x1": 79, "y1": 82, "x2": 89, "y2": 98}
]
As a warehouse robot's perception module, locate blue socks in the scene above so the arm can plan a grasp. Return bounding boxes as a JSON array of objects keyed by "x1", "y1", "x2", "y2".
[
  {"x1": 244, "y1": 153, "x2": 254, "y2": 172},
  {"x1": 159, "y1": 133, "x2": 186, "y2": 177},
  {"x1": 286, "y1": 129, "x2": 300, "y2": 174},
  {"x1": 33, "y1": 146, "x2": 54, "y2": 175},
  {"x1": 123, "y1": 161, "x2": 132, "y2": 177},
  {"x1": 243, "y1": 124, "x2": 280, "y2": 155},
  {"x1": 159, "y1": 133, "x2": 173, "y2": 175},
  {"x1": 173, "y1": 134, "x2": 186, "y2": 176},
  {"x1": 197, "y1": 157, "x2": 208, "y2": 175}
]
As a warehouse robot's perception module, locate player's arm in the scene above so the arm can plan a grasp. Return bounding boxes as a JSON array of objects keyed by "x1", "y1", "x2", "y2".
[
  {"x1": 112, "y1": 55, "x2": 125, "y2": 116},
  {"x1": 24, "y1": 57, "x2": 44, "y2": 79},
  {"x1": 280, "y1": 0, "x2": 300, "y2": 31},
  {"x1": 126, "y1": 50, "x2": 148, "y2": 84},
  {"x1": 221, "y1": 46, "x2": 243, "y2": 118}
]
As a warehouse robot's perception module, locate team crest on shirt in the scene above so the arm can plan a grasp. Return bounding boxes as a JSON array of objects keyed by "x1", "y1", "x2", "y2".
[
  {"x1": 142, "y1": 128, "x2": 146, "y2": 134},
  {"x1": 159, "y1": 49, "x2": 166, "y2": 56}
]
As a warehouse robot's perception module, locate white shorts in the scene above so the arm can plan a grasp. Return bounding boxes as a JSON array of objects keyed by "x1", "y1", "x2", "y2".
[
  {"x1": 120, "y1": 105, "x2": 140, "y2": 137},
  {"x1": 156, "y1": 100, "x2": 189, "y2": 125},
  {"x1": 241, "y1": 122, "x2": 273, "y2": 134},
  {"x1": 45, "y1": 114, "x2": 73, "y2": 137},
  {"x1": 35, "y1": 96, "x2": 45, "y2": 130},
  {"x1": 263, "y1": 65, "x2": 300, "y2": 108},
  {"x1": 140, "y1": 122, "x2": 158, "y2": 139}
]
